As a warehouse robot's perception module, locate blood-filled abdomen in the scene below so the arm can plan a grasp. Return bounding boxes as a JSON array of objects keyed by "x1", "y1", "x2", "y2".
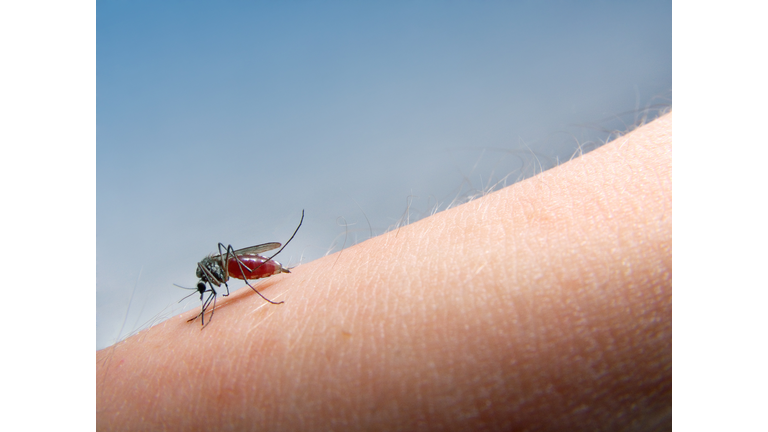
[{"x1": 227, "y1": 255, "x2": 285, "y2": 280}]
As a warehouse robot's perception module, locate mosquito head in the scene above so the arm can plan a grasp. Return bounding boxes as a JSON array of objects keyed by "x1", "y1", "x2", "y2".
[{"x1": 197, "y1": 281, "x2": 207, "y2": 293}]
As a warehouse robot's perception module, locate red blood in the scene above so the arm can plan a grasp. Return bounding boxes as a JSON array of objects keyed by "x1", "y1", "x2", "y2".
[{"x1": 227, "y1": 255, "x2": 282, "y2": 280}]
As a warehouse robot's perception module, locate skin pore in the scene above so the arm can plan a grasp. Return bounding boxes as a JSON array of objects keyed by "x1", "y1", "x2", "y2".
[{"x1": 97, "y1": 112, "x2": 671, "y2": 431}]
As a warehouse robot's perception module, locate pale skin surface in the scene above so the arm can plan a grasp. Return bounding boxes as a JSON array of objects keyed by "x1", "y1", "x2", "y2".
[{"x1": 97, "y1": 112, "x2": 672, "y2": 431}]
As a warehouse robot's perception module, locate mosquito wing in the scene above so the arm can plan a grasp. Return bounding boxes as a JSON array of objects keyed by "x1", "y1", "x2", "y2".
[{"x1": 231, "y1": 242, "x2": 281, "y2": 257}]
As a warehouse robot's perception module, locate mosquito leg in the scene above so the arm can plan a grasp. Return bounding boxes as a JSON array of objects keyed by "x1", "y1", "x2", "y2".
[
  {"x1": 203, "y1": 289, "x2": 217, "y2": 327},
  {"x1": 261, "y1": 209, "x2": 304, "y2": 265},
  {"x1": 229, "y1": 252, "x2": 285, "y2": 305},
  {"x1": 219, "y1": 243, "x2": 232, "y2": 281},
  {"x1": 231, "y1": 247, "x2": 288, "y2": 305},
  {"x1": 202, "y1": 286, "x2": 218, "y2": 326},
  {"x1": 224, "y1": 245, "x2": 282, "y2": 303},
  {"x1": 226, "y1": 244, "x2": 254, "y2": 271},
  {"x1": 208, "y1": 291, "x2": 216, "y2": 324},
  {"x1": 243, "y1": 279, "x2": 285, "y2": 305},
  {"x1": 196, "y1": 261, "x2": 226, "y2": 312},
  {"x1": 225, "y1": 243, "x2": 266, "y2": 279},
  {"x1": 187, "y1": 290, "x2": 207, "y2": 323},
  {"x1": 225, "y1": 246, "x2": 286, "y2": 305},
  {"x1": 221, "y1": 244, "x2": 242, "y2": 297},
  {"x1": 187, "y1": 285, "x2": 216, "y2": 324},
  {"x1": 219, "y1": 243, "x2": 240, "y2": 297},
  {"x1": 187, "y1": 287, "x2": 207, "y2": 323}
]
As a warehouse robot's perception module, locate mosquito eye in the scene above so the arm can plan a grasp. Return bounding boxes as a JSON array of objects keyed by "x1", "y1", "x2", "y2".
[{"x1": 197, "y1": 282, "x2": 206, "y2": 292}]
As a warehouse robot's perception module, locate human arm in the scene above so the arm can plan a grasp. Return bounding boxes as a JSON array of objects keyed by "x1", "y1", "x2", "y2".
[{"x1": 97, "y1": 112, "x2": 672, "y2": 431}]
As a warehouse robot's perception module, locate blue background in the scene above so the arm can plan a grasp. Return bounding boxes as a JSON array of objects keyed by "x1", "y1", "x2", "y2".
[{"x1": 97, "y1": 1, "x2": 671, "y2": 349}]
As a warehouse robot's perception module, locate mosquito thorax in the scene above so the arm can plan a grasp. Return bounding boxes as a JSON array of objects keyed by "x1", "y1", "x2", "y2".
[{"x1": 196, "y1": 257, "x2": 226, "y2": 283}]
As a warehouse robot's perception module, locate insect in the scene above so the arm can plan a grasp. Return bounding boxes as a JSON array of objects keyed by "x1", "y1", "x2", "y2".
[{"x1": 178, "y1": 210, "x2": 304, "y2": 326}]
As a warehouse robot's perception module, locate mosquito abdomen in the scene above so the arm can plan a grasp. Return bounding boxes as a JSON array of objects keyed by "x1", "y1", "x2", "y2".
[{"x1": 228, "y1": 255, "x2": 285, "y2": 280}]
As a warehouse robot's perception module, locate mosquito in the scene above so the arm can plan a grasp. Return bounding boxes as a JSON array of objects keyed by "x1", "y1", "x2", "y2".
[{"x1": 177, "y1": 210, "x2": 304, "y2": 326}]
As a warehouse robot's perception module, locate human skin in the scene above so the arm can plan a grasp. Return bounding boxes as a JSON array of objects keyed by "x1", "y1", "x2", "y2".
[{"x1": 97, "y1": 112, "x2": 672, "y2": 431}]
